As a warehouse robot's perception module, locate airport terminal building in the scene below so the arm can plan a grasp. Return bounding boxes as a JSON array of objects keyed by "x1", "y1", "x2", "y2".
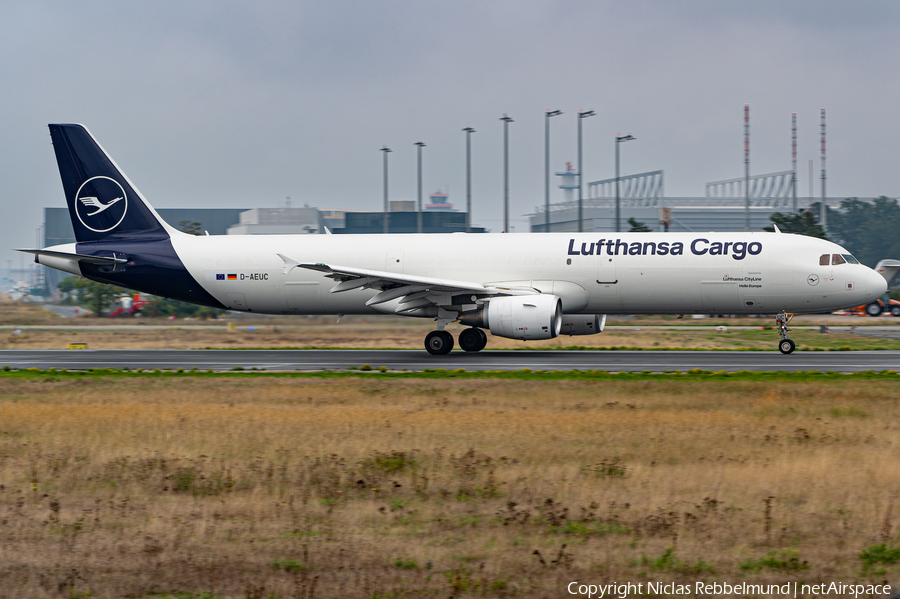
[{"x1": 530, "y1": 168, "x2": 861, "y2": 233}]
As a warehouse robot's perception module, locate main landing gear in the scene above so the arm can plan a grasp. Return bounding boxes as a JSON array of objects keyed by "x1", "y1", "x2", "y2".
[
  {"x1": 776, "y1": 312, "x2": 795, "y2": 354},
  {"x1": 425, "y1": 330, "x2": 454, "y2": 355},
  {"x1": 424, "y1": 327, "x2": 488, "y2": 355},
  {"x1": 458, "y1": 327, "x2": 487, "y2": 352}
]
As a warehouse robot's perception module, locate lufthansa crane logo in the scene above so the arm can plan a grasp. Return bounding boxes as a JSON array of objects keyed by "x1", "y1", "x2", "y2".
[{"x1": 74, "y1": 176, "x2": 128, "y2": 233}]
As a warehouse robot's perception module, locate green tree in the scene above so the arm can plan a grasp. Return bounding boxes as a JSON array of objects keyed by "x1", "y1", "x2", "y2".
[
  {"x1": 65, "y1": 279, "x2": 130, "y2": 316},
  {"x1": 56, "y1": 277, "x2": 79, "y2": 305},
  {"x1": 141, "y1": 297, "x2": 221, "y2": 319},
  {"x1": 763, "y1": 209, "x2": 827, "y2": 239},
  {"x1": 825, "y1": 196, "x2": 900, "y2": 268},
  {"x1": 178, "y1": 220, "x2": 203, "y2": 236},
  {"x1": 627, "y1": 217, "x2": 652, "y2": 232}
]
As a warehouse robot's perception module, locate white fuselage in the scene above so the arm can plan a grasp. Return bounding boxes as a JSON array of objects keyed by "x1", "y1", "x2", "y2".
[{"x1": 163, "y1": 231, "x2": 882, "y2": 316}]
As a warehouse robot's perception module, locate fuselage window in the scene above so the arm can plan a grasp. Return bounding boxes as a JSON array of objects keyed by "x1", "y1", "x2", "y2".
[
  {"x1": 832, "y1": 254, "x2": 846, "y2": 265},
  {"x1": 842, "y1": 254, "x2": 860, "y2": 264},
  {"x1": 819, "y1": 254, "x2": 830, "y2": 266}
]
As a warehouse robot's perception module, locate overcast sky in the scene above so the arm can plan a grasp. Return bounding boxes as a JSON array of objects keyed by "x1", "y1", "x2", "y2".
[{"x1": 3, "y1": 1, "x2": 899, "y2": 269}]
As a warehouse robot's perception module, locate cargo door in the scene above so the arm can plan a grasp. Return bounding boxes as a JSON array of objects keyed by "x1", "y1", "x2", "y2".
[
  {"x1": 284, "y1": 281, "x2": 323, "y2": 312},
  {"x1": 701, "y1": 282, "x2": 739, "y2": 313},
  {"x1": 596, "y1": 255, "x2": 617, "y2": 296},
  {"x1": 770, "y1": 238, "x2": 795, "y2": 285}
]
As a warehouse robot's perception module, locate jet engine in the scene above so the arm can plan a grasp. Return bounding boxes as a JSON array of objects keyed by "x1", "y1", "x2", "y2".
[
  {"x1": 559, "y1": 314, "x2": 607, "y2": 336},
  {"x1": 459, "y1": 295, "x2": 562, "y2": 340}
]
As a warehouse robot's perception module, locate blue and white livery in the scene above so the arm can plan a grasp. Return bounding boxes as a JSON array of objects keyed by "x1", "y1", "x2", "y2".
[{"x1": 21, "y1": 124, "x2": 888, "y2": 354}]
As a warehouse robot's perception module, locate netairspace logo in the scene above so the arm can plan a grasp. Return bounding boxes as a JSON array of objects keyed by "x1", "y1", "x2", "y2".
[{"x1": 566, "y1": 581, "x2": 892, "y2": 598}]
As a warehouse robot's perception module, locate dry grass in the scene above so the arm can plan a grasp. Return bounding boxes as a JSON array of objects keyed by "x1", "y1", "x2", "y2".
[
  {"x1": 1, "y1": 374, "x2": 899, "y2": 597},
  {"x1": 4, "y1": 321, "x2": 898, "y2": 351}
]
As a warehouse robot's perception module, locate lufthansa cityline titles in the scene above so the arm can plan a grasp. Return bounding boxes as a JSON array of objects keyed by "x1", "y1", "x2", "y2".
[{"x1": 567, "y1": 238, "x2": 763, "y2": 260}]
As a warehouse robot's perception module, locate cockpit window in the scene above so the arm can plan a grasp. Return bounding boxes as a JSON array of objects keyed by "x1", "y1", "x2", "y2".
[
  {"x1": 819, "y1": 254, "x2": 830, "y2": 266},
  {"x1": 843, "y1": 254, "x2": 860, "y2": 264},
  {"x1": 832, "y1": 254, "x2": 846, "y2": 265}
]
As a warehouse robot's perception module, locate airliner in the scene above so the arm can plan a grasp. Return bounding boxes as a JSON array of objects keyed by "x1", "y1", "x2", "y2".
[{"x1": 20, "y1": 124, "x2": 888, "y2": 355}]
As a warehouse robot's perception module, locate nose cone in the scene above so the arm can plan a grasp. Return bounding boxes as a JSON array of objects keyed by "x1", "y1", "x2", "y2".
[{"x1": 867, "y1": 267, "x2": 888, "y2": 297}]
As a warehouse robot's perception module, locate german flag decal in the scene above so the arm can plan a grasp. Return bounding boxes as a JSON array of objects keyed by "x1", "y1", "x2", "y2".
[{"x1": 227, "y1": 274, "x2": 237, "y2": 280}]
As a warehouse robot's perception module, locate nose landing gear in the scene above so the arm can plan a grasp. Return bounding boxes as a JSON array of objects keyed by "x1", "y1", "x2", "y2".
[{"x1": 776, "y1": 312, "x2": 795, "y2": 354}]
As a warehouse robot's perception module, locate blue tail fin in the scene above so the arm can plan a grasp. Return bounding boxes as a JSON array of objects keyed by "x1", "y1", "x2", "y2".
[{"x1": 49, "y1": 124, "x2": 172, "y2": 243}]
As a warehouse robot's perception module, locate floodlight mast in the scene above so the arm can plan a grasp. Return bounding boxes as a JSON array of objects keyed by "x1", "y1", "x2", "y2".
[
  {"x1": 500, "y1": 114, "x2": 513, "y2": 233},
  {"x1": 381, "y1": 146, "x2": 392, "y2": 234},
  {"x1": 614, "y1": 133, "x2": 635, "y2": 233},
  {"x1": 463, "y1": 127, "x2": 475, "y2": 233},
  {"x1": 577, "y1": 110, "x2": 596, "y2": 233},
  {"x1": 415, "y1": 142, "x2": 425, "y2": 234},
  {"x1": 544, "y1": 109, "x2": 563, "y2": 232}
]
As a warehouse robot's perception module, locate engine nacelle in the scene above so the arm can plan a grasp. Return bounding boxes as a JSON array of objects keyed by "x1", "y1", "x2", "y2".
[
  {"x1": 459, "y1": 294, "x2": 562, "y2": 340},
  {"x1": 559, "y1": 314, "x2": 606, "y2": 336}
]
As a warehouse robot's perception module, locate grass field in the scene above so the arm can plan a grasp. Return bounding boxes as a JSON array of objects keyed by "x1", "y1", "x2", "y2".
[
  {"x1": 4, "y1": 297, "x2": 900, "y2": 352},
  {"x1": 3, "y1": 318, "x2": 900, "y2": 352},
  {"x1": 1, "y1": 371, "x2": 899, "y2": 598},
  {"x1": 4, "y1": 324, "x2": 900, "y2": 351}
]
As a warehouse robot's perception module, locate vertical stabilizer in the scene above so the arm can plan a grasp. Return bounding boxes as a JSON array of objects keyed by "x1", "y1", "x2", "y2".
[
  {"x1": 48, "y1": 124, "x2": 175, "y2": 243},
  {"x1": 874, "y1": 259, "x2": 900, "y2": 286}
]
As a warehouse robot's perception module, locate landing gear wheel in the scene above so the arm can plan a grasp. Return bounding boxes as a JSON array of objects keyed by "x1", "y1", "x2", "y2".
[
  {"x1": 425, "y1": 330, "x2": 454, "y2": 355},
  {"x1": 865, "y1": 302, "x2": 883, "y2": 317},
  {"x1": 775, "y1": 311, "x2": 795, "y2": 355},
  {"x1": 459, "y1": 327, "x2": 487, "y2": 352}
]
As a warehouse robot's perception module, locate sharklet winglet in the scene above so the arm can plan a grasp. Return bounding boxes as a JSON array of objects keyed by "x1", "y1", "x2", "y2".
[{"x1": 278, "y1": 253, "x2": 301, "y2": 275}]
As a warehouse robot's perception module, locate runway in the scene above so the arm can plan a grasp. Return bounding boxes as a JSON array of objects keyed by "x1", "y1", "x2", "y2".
[{"x1": 1, "y1": 349, "x2": 898, "y2": 372}]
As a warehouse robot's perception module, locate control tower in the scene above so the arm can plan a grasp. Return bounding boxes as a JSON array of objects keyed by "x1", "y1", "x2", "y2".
[
  {"x1": 555, "y1": 162, "x2": 578, "y2": 204},
  {"x1": 425, "y1": 190, "x2": 456, "y2": 211}
]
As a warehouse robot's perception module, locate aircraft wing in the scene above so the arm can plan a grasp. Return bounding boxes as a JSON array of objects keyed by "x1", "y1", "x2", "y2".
[{"x1": 278, "y1": 255, "x2": 536, "y2": 313}]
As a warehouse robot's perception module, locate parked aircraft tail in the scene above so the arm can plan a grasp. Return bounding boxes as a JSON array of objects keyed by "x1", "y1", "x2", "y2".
[
  {"x1": 48, "y1": 124, "x2": 176, "y2": 243},
  {"x1": 874, "y1": 259, "x2": 900, "y2": 287}
]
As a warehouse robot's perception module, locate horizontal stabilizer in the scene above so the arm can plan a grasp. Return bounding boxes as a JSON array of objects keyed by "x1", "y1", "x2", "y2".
[{"x1": 17, "y1": 249, "x2": 127, "y2": 265}]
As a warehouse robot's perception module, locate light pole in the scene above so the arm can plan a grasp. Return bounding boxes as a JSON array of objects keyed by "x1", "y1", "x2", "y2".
[
  {"x1": 820, "y1": 107, "x2": 827, "y2": 232},
  {"x1": 791, "y1": 112, "x2": 797, "y2": 214},
  {"x1": 544, "y1": 109, "x2": 563, "y2": 232},
  {"x1": 463, "y1": 127, "x2": 475, "y2": 233},
  {"x1": 415, "y1": 142, "x2": 425, "y2": 234},
  {"x1": 577, "y1": 110, "x2": 595, "y2": 232},
  {"x1": 744, "y1": 104, "x2": 750, "y2": 232},
  {"x1": 500, "y1": 114, "x2": 513, "y2": 233},
  {"x1": 614, "y1": 134, "x2": 635, "y2": 233},
  {"x1": 381, "y1": 146, "x2": 391, "y2": 234}
]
